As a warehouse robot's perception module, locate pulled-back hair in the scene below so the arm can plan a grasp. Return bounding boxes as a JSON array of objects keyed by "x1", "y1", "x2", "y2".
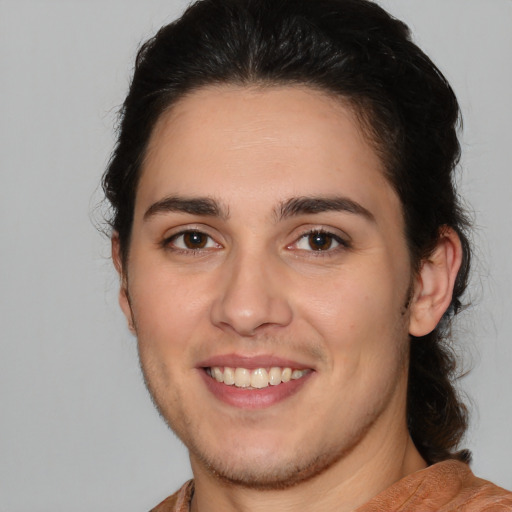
[{"x1": 103, "y1": 0, "x2": 471, "y2": 464}]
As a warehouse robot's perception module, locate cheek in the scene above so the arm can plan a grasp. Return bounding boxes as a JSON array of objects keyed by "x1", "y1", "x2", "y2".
[
  {"x1": 129, "y1": 266, "x2": 213, "y2": 355},
  {"x1": 297, "y1": 263, "x2": 410, "y2": 368},
  {"x1": 301, "y1": 271, "x2": 400, "y2": 336},
  {"x1": 130, "y1": 268, "x2": 212, "y2": 411}
]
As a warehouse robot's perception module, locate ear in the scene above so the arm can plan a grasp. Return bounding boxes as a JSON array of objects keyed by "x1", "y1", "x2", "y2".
[
  {"x1": 409, "y1": 227, "x2": 462, "y2": 337},
  {"x1": 112, "y1": 234, "x2": 136, "y2": 334}
]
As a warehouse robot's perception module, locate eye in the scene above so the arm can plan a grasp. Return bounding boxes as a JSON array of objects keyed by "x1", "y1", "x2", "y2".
[
  {"x1": 166, "y1": 230, "x2": 219, "y2": 251},
  {"x1": 293, "y1": 230, "x2": 347, "y2": 252}
]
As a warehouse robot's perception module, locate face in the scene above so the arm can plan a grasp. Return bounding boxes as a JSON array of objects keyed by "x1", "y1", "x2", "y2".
[{"x1": 119, "y1": 86, "x2": 417, "y2": 488}]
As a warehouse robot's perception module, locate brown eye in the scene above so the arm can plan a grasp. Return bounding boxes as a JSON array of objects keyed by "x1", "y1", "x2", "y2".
[
  {"x1": 292, "y1": 230, "x2": 346, "y2": 253},
  {"x1": 308, "y1": 232, "x2": 334, "y2": 251},
  {"x1": 183, "y1": 231, "x2": 208, "y2": 249},
  {"x1": 168, "y1": 230, "x2": 218, "y2": 251}
]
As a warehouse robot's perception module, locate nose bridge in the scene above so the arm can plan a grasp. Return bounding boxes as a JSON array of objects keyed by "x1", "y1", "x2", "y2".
[{"x1": 211, "y1": 244, "x2": 292, "y2": 336}]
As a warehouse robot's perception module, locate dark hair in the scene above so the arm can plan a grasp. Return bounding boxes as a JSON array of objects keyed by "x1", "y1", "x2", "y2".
[{"x1": 103, "y1": 0, "x2": 471, "y2": 464}]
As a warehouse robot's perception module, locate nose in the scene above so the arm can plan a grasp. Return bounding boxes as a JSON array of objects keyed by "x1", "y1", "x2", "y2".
[{"x1": 210, "y1": 250, "x2": 293, "y2": 337}]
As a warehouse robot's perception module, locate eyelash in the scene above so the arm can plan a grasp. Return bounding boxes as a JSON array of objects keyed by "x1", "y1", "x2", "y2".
[
  {"x1": 161, "y1": 228, "x2": 350, "y2": 256},
  {"x1": 291, "y1": 229, "x2": 350, "y2": 255},
  {"x1": 162, "y1": 230, "x2": 220, "y2": 255}
]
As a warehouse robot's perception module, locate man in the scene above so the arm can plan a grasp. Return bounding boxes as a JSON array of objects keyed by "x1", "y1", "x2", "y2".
[{"x1": 103, "y1": 0, "x2": 512, "y2": 510}]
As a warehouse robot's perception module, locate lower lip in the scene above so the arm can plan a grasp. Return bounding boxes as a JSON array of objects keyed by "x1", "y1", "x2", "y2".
[{"x1": 199, "y1": 369, "x2": 313, "y2": 409}]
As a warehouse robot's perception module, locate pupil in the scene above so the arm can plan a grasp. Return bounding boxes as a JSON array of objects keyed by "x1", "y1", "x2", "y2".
[
  {"x1": 309, "y1": 232, "x2": 332, "y2": 251},
  {"x1": 184, "y1": 232, "x2": 206, "y2": 248}
]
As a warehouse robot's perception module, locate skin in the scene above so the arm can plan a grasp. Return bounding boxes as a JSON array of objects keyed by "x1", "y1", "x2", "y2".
[{"x1": 114, "y1": 85, "x2": 462, "y2": 512}]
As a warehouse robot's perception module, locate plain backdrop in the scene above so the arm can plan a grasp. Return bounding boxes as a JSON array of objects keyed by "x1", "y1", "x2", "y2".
[{"x1": 1, "y1": 0, "x2": 511, "y2": 510}]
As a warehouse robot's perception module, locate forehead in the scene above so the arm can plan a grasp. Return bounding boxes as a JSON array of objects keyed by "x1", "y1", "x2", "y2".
[{"x1": 136, "y1": 85, "x2": 400, "y2": 225}]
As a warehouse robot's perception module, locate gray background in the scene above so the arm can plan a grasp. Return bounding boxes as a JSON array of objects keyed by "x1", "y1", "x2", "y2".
[{"x1": 1, "y1": 0, "x2": 511, "y2": 510}]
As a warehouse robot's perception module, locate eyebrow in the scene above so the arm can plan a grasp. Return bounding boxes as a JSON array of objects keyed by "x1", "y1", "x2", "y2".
[
  {"x1": 143, "y1": 194, "x2": 374, "y2": 223},
  {"x1": 276, "y1": 196, "x2": 375, "y2": 222},
  {"x1": 143, "y1": 196, "x2": 229, "y2": 221}
]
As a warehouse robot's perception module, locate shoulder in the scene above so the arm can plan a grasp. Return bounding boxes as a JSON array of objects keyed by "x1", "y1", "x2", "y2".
[
  {"x1": 149, "y1": 480, "x2": 194, "y2": 512},
  {"x1": 357, "y1": 460, "x2": 512, "y2": 511},
  {"x1": 450, "y1": 463, "x2": 512, "y2": 511}
]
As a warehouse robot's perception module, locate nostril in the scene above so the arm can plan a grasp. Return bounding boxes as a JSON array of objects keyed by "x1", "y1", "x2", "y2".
[{"x1": 209, "y1": 259, "x2": 293, "y2": 334}]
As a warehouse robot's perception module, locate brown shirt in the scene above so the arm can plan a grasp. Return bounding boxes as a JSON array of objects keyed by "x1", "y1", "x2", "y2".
[{"x1": 150, "y1": 460, "x2": 512, "y2": 512}]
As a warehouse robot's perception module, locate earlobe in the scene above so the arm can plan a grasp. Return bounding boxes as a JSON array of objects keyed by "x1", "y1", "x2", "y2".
[
  {"x1": 409, "y1": 227, "x2": 462, "y2": 337},
  {"x1": 111, "y1": 234, "x2": 136, "y2": 334}
]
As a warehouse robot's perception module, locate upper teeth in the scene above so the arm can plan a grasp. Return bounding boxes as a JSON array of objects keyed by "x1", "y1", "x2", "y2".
[{"x1": 208, "y1": 367, "x2": 309, "y2": 389}]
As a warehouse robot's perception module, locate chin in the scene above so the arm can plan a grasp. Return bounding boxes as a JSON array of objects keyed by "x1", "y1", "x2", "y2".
[{"x1": 187, "y1": 435, "x2": 353, "y2": 490}]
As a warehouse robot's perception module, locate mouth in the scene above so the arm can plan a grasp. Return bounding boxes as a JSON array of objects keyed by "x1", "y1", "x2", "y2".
[
  {"x1": 205, "y1": 366, "x2": 311, "y2": 389},
  {"x1": 198, "y1": 355, "x2": 315, "y2": 408}
]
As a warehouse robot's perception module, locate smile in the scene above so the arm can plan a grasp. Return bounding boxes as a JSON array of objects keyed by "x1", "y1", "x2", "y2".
[{"x1": 205, "y1": 366, "x2": 311, "y2": 389}]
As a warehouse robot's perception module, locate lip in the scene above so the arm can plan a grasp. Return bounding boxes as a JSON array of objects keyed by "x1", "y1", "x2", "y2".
[
  {"x1": 196, "y1": 353, "x2": 315, "y2": 409},
  {"x1": 197, "y1": 353, "x2": 313, "y2": 370},
  {"x1": 199, "y1": 367, "x2": 313, "y2": 409}
]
